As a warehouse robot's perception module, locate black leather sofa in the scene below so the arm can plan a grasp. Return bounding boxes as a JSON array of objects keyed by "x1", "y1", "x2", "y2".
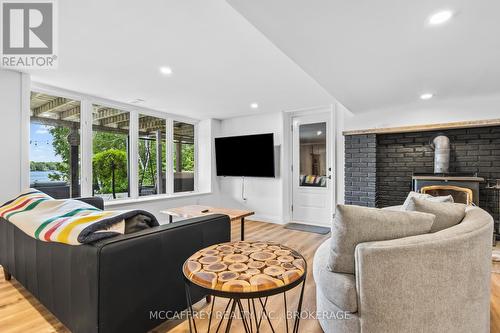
[{"x1": 0, "y1": 197, "x2": 231, "y2": 333}]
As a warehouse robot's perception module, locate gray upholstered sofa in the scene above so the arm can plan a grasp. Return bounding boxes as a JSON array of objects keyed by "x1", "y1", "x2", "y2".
[{"x1": 313, "y1": 206, "x2": 493, "y2": 333}]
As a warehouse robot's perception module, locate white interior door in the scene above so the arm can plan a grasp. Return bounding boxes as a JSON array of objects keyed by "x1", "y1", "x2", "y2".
[{"x1": 291, "y1": 113, "x2": 333, "y2": 226}]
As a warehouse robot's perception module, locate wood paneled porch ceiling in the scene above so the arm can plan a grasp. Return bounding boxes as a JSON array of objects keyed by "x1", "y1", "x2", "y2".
[{"x1": 30, "y1": 93, "x2": 194, "y2": 143}]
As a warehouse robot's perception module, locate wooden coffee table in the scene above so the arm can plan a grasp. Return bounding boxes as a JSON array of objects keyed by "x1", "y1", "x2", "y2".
[
  {"x1": 183, "y1": 241, "x2": 307, "y2": 333},
  {"x1": 160, "y1": 205, "x2": 254, "y2": 241}
]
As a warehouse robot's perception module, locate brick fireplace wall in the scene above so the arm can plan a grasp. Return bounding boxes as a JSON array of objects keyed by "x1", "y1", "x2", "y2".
[
  {"x1": 345, "y1": 134, "x2": 377, "y2": 207},
  {"x1": 345, "y1": 126, "x2": 500, "y2": 234}
]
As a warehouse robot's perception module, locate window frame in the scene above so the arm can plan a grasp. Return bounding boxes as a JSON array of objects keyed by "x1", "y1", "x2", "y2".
[
  {"x1": 172, "y1": 120, "x2": 198, "y2": 194},
  {"x1": 137, "y1": 113, "x2": 167, "y2": 197},
  {"x1": 27, "y1": 82, "x2": 199, "y2": 202},
  {"x1": 91, "y1": 103, "x2": 132, "y2": 200}
]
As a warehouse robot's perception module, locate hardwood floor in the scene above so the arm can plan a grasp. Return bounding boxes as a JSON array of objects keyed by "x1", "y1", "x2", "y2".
[
  {"x1": 492, "y1": 249, "x2": 500, "y2": 333},
  {"x1": 0, "y1": 220, "x2": 499, "y2": 333}
]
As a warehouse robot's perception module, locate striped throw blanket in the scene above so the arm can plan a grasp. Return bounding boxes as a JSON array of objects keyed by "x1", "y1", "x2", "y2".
[{"x1": 0, "y1": 189, "x2": 158, "y2": 245}]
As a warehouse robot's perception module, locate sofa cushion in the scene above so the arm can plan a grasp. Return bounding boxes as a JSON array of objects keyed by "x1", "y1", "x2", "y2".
[
  {"x1": 402, "y1": 191, "x2": 454, "y2": 211},
  {"x1": 406, "y1": 198, "x2": 466, "y2": 232},
  {"x1": 314, "y1": 239, "x2": 358, "y2": 312},
  {"x1": 328, "y1": 204, "x2": 435, "y2": 274}
]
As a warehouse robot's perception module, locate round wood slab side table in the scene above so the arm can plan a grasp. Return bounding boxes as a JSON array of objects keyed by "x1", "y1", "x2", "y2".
[{"x1": 183, "y1": 241, "x2": 307, "y2": 333}]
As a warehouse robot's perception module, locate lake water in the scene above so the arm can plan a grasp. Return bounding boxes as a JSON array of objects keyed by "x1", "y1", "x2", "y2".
[{"x1": 30, "y1": 171, "x2": 61, "y2": 183}]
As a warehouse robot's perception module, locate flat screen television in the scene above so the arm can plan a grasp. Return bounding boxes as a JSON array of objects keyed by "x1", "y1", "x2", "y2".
[{"x1": 215, "y1": 133, "x2": 275, "y2": 177}]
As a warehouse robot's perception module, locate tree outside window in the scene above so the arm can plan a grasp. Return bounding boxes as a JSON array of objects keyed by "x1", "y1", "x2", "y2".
[{"x1": 173, "y1": 121, "x2": 195, "y2": 192}]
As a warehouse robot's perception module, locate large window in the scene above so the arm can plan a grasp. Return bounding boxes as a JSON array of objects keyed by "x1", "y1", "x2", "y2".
[
  {"x1": 138, "y1": 115, "x2": 166, "y2": 196},
  {"x1": 29, "y1": 92, "x2": 81, "y2": 198},
  {"x1": 28, "y1": 89, "x2": 199, "y2": 201},
  {"x1": 92, "y1": 105, "x2": 130, "y2": 200},
  {"x1": 173, "y1": 121, "x2": 195, "y2": 192}
]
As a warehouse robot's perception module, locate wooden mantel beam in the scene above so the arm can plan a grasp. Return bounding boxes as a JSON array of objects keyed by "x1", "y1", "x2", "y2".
[{"x1": 343, "y1": 118, "x2": 500, "y2": 136}]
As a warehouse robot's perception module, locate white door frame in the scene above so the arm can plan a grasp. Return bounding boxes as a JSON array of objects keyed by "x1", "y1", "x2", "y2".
[{"x1": 282, "y1": 105, "x2": 336, "y2": 226}]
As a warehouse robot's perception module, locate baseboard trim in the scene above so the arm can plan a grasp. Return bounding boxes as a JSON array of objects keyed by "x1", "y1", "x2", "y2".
[
  {"x1": 248, "y1": 214, "x2": 285, "y2": 225},
  {"x1": 288, "y1": 220, "x2": 332, "y2": 228}
]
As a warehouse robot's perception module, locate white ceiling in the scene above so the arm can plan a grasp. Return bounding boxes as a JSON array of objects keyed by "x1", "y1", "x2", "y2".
[
  {"x1": 27, "y1": 0, "x2": 333, "y2": 120},
  {"x1": 228, "y1": 0, "x2": 500, "y2": 113}
]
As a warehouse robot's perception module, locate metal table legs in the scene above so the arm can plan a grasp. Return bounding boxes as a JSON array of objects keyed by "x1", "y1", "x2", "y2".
[
  {"x1": 240, "y1": 217, "x2": 245, "y2": 241},
  {"x1": 184, "y1": 279, "x2": 306, "y2": 333}
]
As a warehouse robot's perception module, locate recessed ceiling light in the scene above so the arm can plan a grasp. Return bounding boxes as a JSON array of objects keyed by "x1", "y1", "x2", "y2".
[
  {"x1": 159, "y1": 66, "x2": 173, "y2": 76},
  {"x1": 129, "y1": 98, "x2": 145, "y2": 104},
  {"x1": 316, "y1": 130, "x2": 323, "y2": 136},
  {"x1": 428, "y1": 10, "x2": 453, "y2": 25},
  {"x1": 250, "y1": 103, "x2": 259, "y2": 109},
  {"x1": 420, "y1": 93, "x2": 434, "y2": 100}
]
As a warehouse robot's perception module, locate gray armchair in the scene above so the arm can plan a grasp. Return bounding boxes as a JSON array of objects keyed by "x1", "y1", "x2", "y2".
[{"x1": 313, "y1": 206, "x2": 493, "y2": 333}]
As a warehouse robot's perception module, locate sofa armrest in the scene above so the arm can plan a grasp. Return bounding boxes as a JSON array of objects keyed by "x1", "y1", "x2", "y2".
[
  {"x1": 354, "y1": 222, "x2": 492, "y2": 333},
  {"x1": 94, "y1": 214, "x2": 231, "y2": 333},
  {"x1": 0, "y1": 218, "x2": 101, "y2": 333},
  {"x1": 76, "y1": 197, "x2": 104, "y2": 210}
]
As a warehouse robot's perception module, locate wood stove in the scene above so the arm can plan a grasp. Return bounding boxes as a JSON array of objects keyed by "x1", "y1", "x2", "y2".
[
  {"x1": 420, "y1": 185, "x2": 473, "y2": 205},
  {"x1": 412, "y1": 172, "x2": 484, "y2": 205}
]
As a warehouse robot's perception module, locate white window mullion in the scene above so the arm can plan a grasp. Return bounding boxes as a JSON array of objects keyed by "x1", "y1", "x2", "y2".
[
  {"x1": 80, "y1": 100, "x2": 93, "y2": 197},
  {"x1": 193, "y1": 123, "x2": 199, "y2": 192},
  {"x1": 129, "y1": 111, "x2": 139, "y2": 199},
  {"x1": 166, "y1": 118, "x2": 174, "y2": 195},
  {"x1": 20, "y1": 74, "x2": 31, "y2": 190}
]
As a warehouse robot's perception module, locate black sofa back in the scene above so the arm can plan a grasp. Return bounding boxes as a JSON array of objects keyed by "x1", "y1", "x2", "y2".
[{"x1": 0, "y1": 198, "x2": 231, "y2": 333}]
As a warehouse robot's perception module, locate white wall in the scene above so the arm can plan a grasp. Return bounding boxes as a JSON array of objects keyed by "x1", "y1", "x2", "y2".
[
  {"x1": 345, "y1": 94, "x2": 500, "y2": 131},
  {"x1": 335, "y1": 103, "x2": 348, "y2": 205},
  {"x1": 197, "y1": 119, "x2": 217, "y2": 194},
  {"x1": 0, "y1": 70, "x2": 24, "y2": 203},
  {"x1": 217, "y1": 112, "x2": 285, "y2": 223}
]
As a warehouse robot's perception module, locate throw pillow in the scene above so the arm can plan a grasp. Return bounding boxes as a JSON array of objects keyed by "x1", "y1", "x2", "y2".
[
  {"x1": 406, "y1": 198, "x2": 466, "y2": 232},
  {"x1": 402, "y1": 191, "x2": 454, "y2": 211},
  {"x1": 328, "y1": 204, "x2": 435, "y2": 274}
]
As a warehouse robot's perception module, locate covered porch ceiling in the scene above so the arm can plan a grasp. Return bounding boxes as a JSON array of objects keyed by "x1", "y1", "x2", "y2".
[{"x1": 30, "y1": 93, "x2": 194, "y2": 143}]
